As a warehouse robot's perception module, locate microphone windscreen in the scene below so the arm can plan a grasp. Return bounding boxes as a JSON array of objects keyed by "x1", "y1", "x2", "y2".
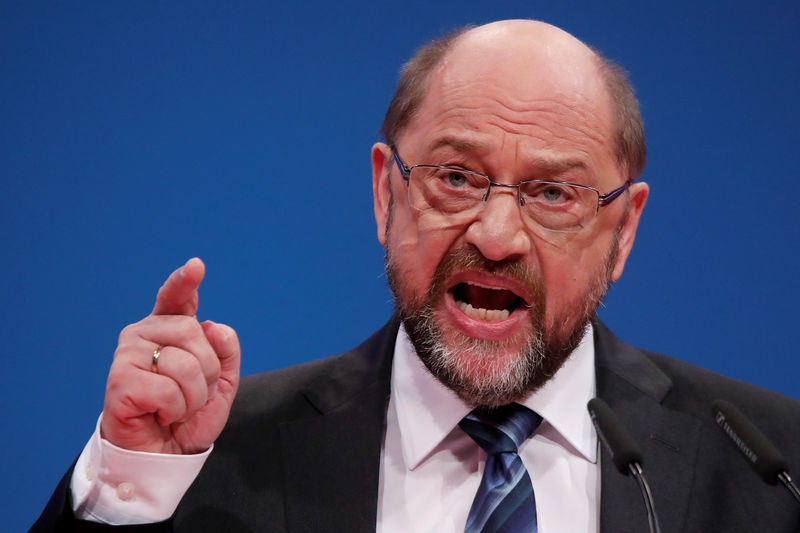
[
  {"x1": 712, "y1": 399, "x2": 788, "y2": 484},
  {"x1": 588, "y1": 398, "x2": 643, "y2": 475}
]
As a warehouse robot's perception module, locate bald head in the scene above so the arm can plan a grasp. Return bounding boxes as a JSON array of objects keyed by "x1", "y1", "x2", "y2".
[
  {"x1": 381, "y1": 20, "x2": 645, "y2": 181},
  {"x1": 445, "y1": 20, "x2": 602, "y2": 88}
]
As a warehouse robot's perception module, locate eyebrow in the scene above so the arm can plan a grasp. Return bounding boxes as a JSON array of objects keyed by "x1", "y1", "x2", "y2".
[
  {"x1": 429, "y1": 136, "x2": 482, "y2": 154},
  {"x1": 528, "y1": 158, "x2": 586, "y2": 175},
  {"x1": 429, "y1": 136, "x2": 587, "y2": 177}
]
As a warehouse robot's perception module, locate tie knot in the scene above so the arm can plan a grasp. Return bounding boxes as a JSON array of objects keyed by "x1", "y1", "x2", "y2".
[{"x1": 459, "y1": 403, "x2": 542, "y2": 456}]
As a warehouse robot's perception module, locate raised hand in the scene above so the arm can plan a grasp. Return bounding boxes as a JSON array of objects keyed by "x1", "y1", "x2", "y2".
[{"x1": 101, "y1": 258, "x2": 240, "y2": 454}]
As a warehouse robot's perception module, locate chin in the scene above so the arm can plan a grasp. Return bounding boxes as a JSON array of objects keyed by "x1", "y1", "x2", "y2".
[
  {"x1": 385, "y1": 240, "x2": 615, "y2": 407},
  {"x1": 402, "y1": 304, "x2": 554, "y2": 408}
]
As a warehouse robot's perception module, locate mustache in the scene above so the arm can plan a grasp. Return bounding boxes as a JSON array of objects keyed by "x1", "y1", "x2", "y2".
[{"x1": 426, "y1": 245, "x2": 545, "y2": 308}]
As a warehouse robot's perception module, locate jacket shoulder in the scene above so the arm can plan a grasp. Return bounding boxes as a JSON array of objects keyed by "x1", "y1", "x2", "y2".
[
  {"x1": 593, "y1": 317, "x2": 800, "y2": 418},
  {"x1": 646, "y1": 350, "x2": 800, "y2": 426},
  {"x1": 226, "y1": 316, "x2": 399, "y2": 427},
  {"x1": 594, "y1": 318, "x2": 800, "y2": 458}
]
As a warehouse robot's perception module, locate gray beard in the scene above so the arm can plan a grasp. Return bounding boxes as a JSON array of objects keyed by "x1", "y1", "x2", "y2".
[{"x1": 386, "y1": 241, "x2": 618, "y2": 408}]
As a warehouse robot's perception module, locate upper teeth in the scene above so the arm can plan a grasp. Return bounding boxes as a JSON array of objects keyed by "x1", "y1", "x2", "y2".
[
  {"x1": 468, "y1": 281, "x2": 501, "y2": 290},
  {"x1": 456, "y1": 300, "x2": 510, "y2": 322}
]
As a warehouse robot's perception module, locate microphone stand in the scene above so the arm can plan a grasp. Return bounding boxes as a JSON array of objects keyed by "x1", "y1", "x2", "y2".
[
  {"x1": 628, "y1": 462, "x2": 662, "y2": 533},
  {"x1": 777, "y1": 471, "x2": 800, "y2": 504}
]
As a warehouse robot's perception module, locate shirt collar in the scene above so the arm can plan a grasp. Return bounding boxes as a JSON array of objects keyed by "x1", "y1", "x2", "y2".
[{"x1": 391, "y1": 323, "x2": 598, "y2": 470}]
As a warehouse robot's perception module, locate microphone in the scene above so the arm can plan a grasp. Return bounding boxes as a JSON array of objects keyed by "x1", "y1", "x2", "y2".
[
  {"x1": 711, "y1": 399, "x2": 800, "y2": 504},
  {"x1": 588, "y1": 398, "x2": 662, "y2": 533}
]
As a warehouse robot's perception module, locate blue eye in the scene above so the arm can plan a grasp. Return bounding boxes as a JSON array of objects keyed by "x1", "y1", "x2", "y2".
[
  {"x1": 542, "y1": 186, "x2": 563, "y2": 202},
  {"x1": 446, "y1": 171, "x2": 468, "y2": 187}
]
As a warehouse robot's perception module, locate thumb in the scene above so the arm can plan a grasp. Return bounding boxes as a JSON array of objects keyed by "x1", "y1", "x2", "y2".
[{"x1": 201, "y1": 320, "x2": 241, "y2": 405}]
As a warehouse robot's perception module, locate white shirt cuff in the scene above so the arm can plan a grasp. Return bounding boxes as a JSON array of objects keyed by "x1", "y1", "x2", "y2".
[{"x1": 70, "y1": 414, "x2": 212, "y2": 525}]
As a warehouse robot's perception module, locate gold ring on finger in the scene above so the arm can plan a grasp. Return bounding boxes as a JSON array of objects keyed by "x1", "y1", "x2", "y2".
[{"x1": 151, "y1": 346, "x2": 163, "y2": 374}]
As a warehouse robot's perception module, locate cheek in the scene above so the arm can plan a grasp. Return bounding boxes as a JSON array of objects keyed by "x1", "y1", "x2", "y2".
[
  {"x1": 534, "y1": 234, "x2": 602, "y2": 320},
  {"x1": 387, "y1": 209, "x2": 470, "y2": 297}
]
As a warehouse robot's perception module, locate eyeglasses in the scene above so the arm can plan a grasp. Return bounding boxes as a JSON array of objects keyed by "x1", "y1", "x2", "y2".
[{"x1": 392, "y1": 149, "x2": 631, "y2": 233}]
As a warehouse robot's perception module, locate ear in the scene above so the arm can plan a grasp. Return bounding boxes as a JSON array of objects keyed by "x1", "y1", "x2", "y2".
[
  {"x1": 372, "y1": 142, "x2": 393, "y2": 246},
  {"x1": 610, "y1": 181, "x2": 649, "y2": 282}
]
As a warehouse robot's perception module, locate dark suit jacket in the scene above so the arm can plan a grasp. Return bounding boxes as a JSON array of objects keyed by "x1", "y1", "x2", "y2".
[{"x1": 34, "y1": 317, "x2": 800, "y2": 532}]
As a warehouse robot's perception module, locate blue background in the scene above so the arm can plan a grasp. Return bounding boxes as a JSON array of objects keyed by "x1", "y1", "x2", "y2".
[{"x1": 3, "y1": 1, "x2": 798, "y2": 528}]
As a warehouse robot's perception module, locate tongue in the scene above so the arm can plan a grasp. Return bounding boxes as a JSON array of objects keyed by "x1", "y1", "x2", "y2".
[{"x1": 465, "y1": 284, "x2": 519, "y2": 311}]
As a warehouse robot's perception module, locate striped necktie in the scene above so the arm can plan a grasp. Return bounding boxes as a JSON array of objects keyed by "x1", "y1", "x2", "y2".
[{"x1": 459, "y1": 403, "x2": 542, "y2": 533}]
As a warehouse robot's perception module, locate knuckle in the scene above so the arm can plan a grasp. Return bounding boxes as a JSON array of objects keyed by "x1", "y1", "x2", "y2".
[
  {"x1": 219, "y1": 323, "x2": 238, "y2": 342},
  {"x1": 174, "y1": 317, "x2": 200, "y2": 340},
  {"x1": 105, "y1": 373, "x2": 123, "y2": 395},
  {"x1": 105, "y1": 370, "x2": 141, "y2": 408},
  {"x1": 207, "y1": 358, "x2": 221, "y2": 383},
  {"x1": 111, "y1": 344, "x2": 137, "y2": 362},
  {"x1": 118, "y1": 323, "x2": 137, "y2": 341},
  {"x1": 156, "y1": 283, "x2": 168, "y2": 299},
  {"x1": 118, "y1": 317, "x2": 149, "y2": 343},
  {"x1": 107, "y1": 357, "x2": 126, "y2": 377},
  {"x1": 175, "y1": 352, "x2": 204, "y2": 381},
  {"x1": 188, "y1": 387, "x2": 207, "y2": 412},
  {"x1": 163, "y1": 383, "x2": 184, "y2": 406}
]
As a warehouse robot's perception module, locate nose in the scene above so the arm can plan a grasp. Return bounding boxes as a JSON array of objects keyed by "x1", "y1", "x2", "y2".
[{"x1": 463, "y1": 186, "x2": 532, "y2": 262}]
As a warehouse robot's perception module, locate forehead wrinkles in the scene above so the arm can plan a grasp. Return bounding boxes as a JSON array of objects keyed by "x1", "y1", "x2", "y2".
[{"x1": 427, "y1": 80, "x2": 611, "y2": 159}]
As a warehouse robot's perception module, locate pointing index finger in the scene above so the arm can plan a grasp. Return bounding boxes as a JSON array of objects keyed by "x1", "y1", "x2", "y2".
[{"x1": 152, "y1": 257, "x2": 205, "y2": 316}]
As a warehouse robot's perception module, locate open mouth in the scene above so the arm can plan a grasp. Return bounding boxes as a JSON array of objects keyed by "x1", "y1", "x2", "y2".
[{"x1": 452, "y1": 282, "x2": 525, "y2": 322}]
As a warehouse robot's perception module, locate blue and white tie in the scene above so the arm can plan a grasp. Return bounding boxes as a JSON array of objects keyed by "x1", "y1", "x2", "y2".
[{"x1": 459, "y1": 403, "x2": 542, "y2": 533}]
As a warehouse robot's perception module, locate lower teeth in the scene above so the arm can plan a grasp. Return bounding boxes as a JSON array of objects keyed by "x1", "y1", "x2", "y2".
[{"x1": 456, "y1": 301, "x2": 510, "y2": 322}]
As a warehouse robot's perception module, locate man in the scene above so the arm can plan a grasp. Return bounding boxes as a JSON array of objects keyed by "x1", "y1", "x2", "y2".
[{"x1": 34, "y1": 19, "x2": 800, "y2": 532}]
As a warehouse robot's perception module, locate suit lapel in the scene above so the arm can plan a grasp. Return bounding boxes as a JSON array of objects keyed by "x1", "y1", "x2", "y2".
[
  {"x1": 276, "y1": 316, "x2": 701, "y2": 532},
  {"x1": 280, "y1": 319, "x2": 398, "y2": 533},
  {"x1": 593, "y1": 319, "x2": 702, "y2": 533}
]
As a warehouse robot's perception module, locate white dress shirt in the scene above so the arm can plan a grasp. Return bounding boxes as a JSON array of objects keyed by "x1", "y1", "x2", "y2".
[
  {"x1": 71, "y1": 416, "x2": 209, "y2": 524},
  {"x1": 377, "y1": 325, "x2": 600, "y2": 532},
  {"x1": 73, "y1": 324, "x2": 600, "y2": 530}
]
